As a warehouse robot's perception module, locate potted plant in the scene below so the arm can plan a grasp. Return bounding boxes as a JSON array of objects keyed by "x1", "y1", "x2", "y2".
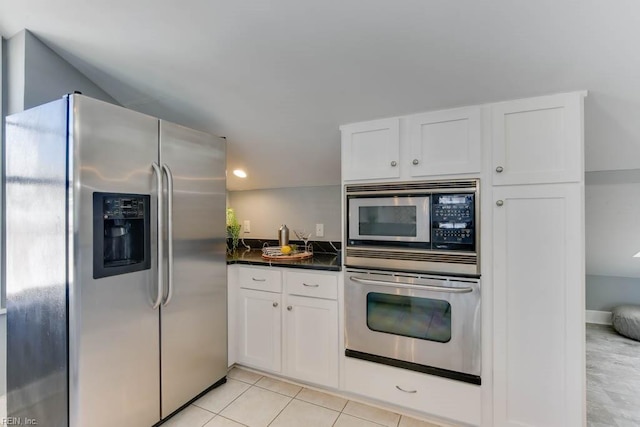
[{"x1": 226, "y1": 208, "x2": 241, "y2": 253}]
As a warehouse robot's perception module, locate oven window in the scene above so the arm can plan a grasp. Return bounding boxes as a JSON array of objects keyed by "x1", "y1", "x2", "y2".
[
  {"x1": 359, "y1": 206, "x2": 417, "y2": 237},
  {"x1": 366, "y1": 293, "x2": 451, "y2": 343}
]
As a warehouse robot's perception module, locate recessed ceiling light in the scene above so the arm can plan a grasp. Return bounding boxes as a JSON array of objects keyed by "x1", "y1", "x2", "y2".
[
  {"x1": 634, "y1": 251, "x2": 640, "y2": 258},
  {"x1": 233, "y1": 169, "x2": 247, "y2": 178}
]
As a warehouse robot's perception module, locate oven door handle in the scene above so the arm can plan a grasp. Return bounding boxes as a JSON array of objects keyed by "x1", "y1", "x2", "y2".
[{"x1": 349, "y1": 276, "x2": 474, "y2": 294}]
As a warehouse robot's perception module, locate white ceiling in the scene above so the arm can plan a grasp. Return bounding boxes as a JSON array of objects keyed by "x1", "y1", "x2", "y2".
[{"x1": 2, "y1": 0, "x2": 640, "y2": 190}]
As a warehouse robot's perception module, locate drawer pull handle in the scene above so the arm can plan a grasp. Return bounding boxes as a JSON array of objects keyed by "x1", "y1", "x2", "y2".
[
  {"x1": 252, "y1": 277, "x2": 266, "y2": 282},
  {"x1": 287, "y1": 306, "x2": 293, "y2": 311},
  {"x1": 273, "y1": 302, "x2": 278, "y2": 307},
  {"x1": 303, "y1": 283, "x2": 319, "y2": 288},
  {"x1": 395, "y1": 385, "x2": 417, "y2": 394}
]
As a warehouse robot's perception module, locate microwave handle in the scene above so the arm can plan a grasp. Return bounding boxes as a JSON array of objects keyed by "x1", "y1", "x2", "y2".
[{"x1": 349, "y1": 276, "x2": 473, "y2": 294}]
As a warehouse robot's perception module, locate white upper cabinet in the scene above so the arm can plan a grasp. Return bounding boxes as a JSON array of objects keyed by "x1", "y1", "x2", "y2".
[
  {"x1": 492, "y1": 92, "x2": 585, "y2": 185},
  {"x1": 341, "y1": 118, "x2": 400, "y2": 181},
  {"x1": 407, "y1": 106, "x2": 482, "y2": 177},
  {"x1": 341, "y1": 108, "x2": 482, "y2": 182}
]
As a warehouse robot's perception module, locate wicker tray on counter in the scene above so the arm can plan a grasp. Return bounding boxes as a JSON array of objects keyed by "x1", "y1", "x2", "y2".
[{"x1": 261, "y1": 246, "x2": 313, "y2": 260}]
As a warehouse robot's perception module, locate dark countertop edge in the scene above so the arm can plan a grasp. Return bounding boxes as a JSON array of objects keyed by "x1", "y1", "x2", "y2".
[{"x1": 227, "y1": 258, "x2": 341, "y2": 272}]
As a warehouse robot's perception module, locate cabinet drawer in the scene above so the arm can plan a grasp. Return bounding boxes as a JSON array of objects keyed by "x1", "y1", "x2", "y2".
[
  {"x1": 238, "y1": 266, "x2": 282, "y2": 293},
  {"x1": 344, "y1": 358, "x2": 481, "y2": 426},
  {"x1": 285, "y1": 271, "x2": 337, "y2": 300}
]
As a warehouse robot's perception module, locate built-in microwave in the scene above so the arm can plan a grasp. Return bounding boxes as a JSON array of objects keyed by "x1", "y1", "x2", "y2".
[{"x1": 345, "y1": 179, "x2": 479, "y2": 276}]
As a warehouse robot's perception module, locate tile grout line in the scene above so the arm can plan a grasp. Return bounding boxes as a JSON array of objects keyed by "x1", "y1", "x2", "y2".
[
  {"x1": 194, "y1": 378, "x2": 255, "y2": 419},
  {"x1": 341, "y1": 400, "x2": 398, "y2": 427},
  {"x1": 265, "y1": 390, "x2": 296, "y2": 427},
  {"x1": 252, "y1": 382, "x2": 303, "y2": 399},
  {"x1": 216, "y1": 413, "x2": 250, "y2": 427}
]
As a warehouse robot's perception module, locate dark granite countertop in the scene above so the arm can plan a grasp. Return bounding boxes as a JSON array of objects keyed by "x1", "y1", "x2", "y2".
[{"x1": 226, "y1": 239, "x2": 342, "y2": 272}]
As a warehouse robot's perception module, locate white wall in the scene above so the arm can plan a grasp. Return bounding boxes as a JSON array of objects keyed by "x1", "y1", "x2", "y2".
[
  {"x1": 586, "y1": 275, "x2": 640, "y2": 312},
  {"x1": 585, "y1": 169, "x2": 640, "y2": 278},
  {"x1": 6, "y1": 30, "x2": 25, "y2": 114},
  {"x1": 585, "y1": 169, "x2": 640, "y2": 311},
  {"x1": 228, "y1": 185, "x2": 341, "y2": 241},
  {"x1": 7, "y1": 30, "x2": 118, "y2": 115},
  {"x1": 22, "y1": 30, "x2": 117, "y2": 110}
]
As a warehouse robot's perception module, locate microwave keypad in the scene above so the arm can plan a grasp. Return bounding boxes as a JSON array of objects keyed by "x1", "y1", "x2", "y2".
[
  {"x1": 434, "y1": 228, "x2": 473, "y2": 244},
  {"x1": 431, "y1": 194, "x2": 475, "y2": 248}
]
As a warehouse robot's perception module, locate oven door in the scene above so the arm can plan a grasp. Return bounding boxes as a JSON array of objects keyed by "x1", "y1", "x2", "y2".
[
  {"x1": 345, "y1": 270, "x2": 481, "y2": 383},
  {"x1": 347, "y1": 195, "x2": 430, "y2": 245}
]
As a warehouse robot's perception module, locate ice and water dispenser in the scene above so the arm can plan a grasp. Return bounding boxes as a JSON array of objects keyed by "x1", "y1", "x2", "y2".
[{"x1": 93, "y1": 192, "x2": 151, "y2": 278}]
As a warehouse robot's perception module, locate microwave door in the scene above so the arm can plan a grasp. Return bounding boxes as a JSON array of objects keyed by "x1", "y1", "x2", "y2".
[{"x1": 348, "y1": 196, "x2": 430, "y2": 243}]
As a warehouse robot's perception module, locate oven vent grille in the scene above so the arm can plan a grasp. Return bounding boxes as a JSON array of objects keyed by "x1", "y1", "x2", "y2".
[
  {"x1": 346, "y1": 248, "x2": 477, "y2": 265},
  {"x1": 345, "y1": 179, "x2": 478, "y2": 194}
]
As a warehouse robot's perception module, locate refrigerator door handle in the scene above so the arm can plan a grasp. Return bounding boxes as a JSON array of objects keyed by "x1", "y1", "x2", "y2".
[
  {"x1": 152, "y1": 162, "x2": 164, "y2": 309},
  {"x1": 162, "y1": 163, "x2": 174, "y2": 306}
]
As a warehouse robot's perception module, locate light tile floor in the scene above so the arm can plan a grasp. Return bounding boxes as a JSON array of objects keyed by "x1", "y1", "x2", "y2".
[{"x1": 163, "y1": 367, "x2": 447, "y2": 427}]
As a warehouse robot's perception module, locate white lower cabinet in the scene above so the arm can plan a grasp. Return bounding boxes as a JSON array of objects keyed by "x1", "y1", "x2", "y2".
[
  {"x1": 284, "y1": 294, "x2": 338, "y2": 388},
  {"x1": 235, "y1": 266, "x2": 339, "y2": 388},
  {"x1": 344, "y1": 358, "x2": 482, "y2": 426},
  {"x1": 237, "y1": 288, "x2": 282, "y2": 372}
]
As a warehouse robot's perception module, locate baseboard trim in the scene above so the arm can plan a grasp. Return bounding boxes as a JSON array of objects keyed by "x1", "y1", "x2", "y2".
[{"x1": 586, "y1": 310, "x2": 612, "y2": 325}]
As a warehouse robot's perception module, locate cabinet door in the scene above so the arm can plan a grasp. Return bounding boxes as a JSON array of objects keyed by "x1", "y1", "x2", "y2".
[
  {"x1": 492, "y1": 184, "x2": 584, "y2": 427},
  {"x1": 284, "y1": 295, "x2": 338, "y2": 388},
  {"x1": 408, "y1": 106, "x2": 481, "y2": 177},
  {"x1": 492, "y1": 92, "x2": 584, "y2": 185},
  {"x1": 237, "y1": 288, "x2": 282, "y2": 372},
  {"x1": 341, "y1": 118, "x2": 400, "y2": 181}
]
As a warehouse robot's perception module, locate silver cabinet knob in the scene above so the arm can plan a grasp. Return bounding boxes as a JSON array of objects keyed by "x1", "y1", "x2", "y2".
[
  {"x1": 496, "y1": 166, "x2": 504, "y2": 173},
  {"x1": 390, "y1": 161, "x2": 397, "y2": 167},
  {"x1": 412, "y1": 159, "x2": 419, "y2": 165},
  {"x1": 496, "y1": 200, "x2": 504, "y2": 207},
  {"x1": 287, "y1": 306, "x2": 293, "y2": 311},
  {"x1": 273, "y1": 302, "x2": 278, "y2": 307}
]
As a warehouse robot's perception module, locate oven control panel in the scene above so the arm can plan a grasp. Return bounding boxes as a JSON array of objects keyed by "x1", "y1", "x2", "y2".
[{"x1": 431, "y1": 194, "x2": 475, "y2": 251}]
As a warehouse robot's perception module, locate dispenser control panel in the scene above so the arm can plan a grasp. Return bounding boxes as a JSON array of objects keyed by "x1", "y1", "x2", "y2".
[{"x1": 103, "y1": 196, "x2": 146, "y2": 219}]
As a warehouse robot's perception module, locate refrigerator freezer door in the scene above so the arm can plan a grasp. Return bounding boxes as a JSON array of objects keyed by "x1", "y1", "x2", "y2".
[
  {"x1": 6, "y1": 99, "x2": 70, "y2": 427},
  {"x1": 159, "y1": 121, "x2": 227, "y2": 418},
  {"x1": 70, "y1": 96, "x2": 161, "y2": 427}
]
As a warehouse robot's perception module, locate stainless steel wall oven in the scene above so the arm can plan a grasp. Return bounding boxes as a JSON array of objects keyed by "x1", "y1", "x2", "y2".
[
  {"x1": 345, "y1": 179, "x2": 479, "y2": 276},
  {"x1": 344, "y1": 179, "x2": 481, "y2": 384},
  {"x1": 345, "y1": 269, "x2": 481, "y2": 385}
]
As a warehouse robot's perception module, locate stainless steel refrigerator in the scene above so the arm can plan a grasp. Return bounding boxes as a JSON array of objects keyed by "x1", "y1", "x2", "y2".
[{"x1": 5, "y1": 94, "x2": 228, "y2": 427}]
